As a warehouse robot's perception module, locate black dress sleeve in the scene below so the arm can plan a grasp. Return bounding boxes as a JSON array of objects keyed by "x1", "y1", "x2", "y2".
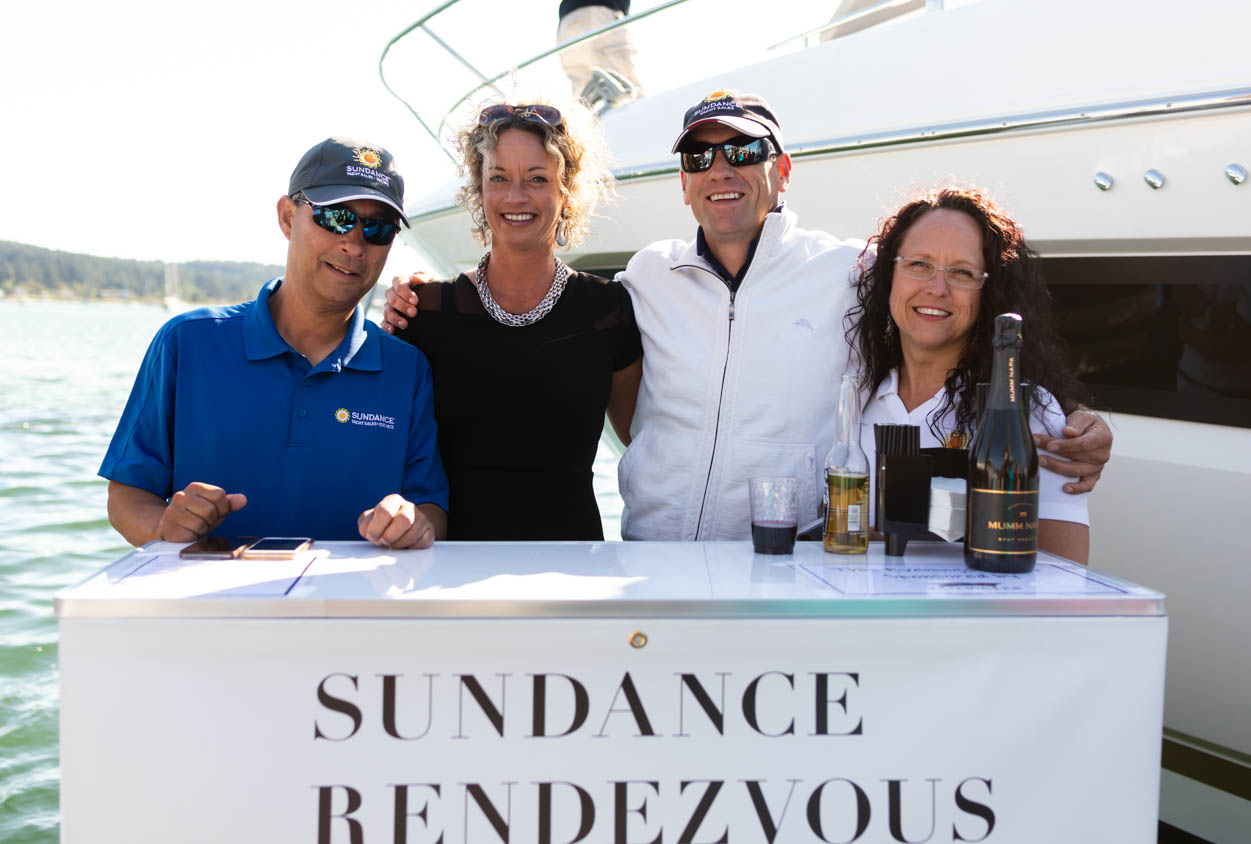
[
  {"x1": 390, "y1": 278, "x2": 457, "y2": 355},
  {"x1": 590, "y1": 276, "x2": 643, "y2": 372}
]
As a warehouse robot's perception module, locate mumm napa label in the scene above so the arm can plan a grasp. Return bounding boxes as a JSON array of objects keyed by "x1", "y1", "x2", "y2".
[
  {"x1": 309, "y1": 669, "x2": 999, "y2": 843},
  {"x1": 967, "y1": 491, "x2": 1039, "y2": 554}
]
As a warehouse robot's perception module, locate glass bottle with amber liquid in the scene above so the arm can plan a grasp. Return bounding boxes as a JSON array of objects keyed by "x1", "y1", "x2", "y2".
[
  {"x1": 824, "y1": 373, "x2": 870, "y2": 554},
  {"x1": 965, "y1": 313, "x2": 1039, "y2": 572}
]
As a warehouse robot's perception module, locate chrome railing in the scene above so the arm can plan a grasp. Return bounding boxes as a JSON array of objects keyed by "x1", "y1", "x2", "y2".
[
  {"x1": 378, "y1": 0, "x2": 947, "y2": 161},
  {"x1": 378, "y1": 0, "x2": 692, "y2": 162},
  {"x1": 769, "y1": 0, "x2": 937, "y2": 51}
]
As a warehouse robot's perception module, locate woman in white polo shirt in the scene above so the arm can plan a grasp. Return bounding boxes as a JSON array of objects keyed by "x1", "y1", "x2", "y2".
[{"x1": 846, "y1": 187, "x2": 1091, "y2": 562}]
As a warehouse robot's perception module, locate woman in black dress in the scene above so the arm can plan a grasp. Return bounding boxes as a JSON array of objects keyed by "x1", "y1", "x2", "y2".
[{"x1": 387, "y1": 101, "x2": 642, "y2": 540}]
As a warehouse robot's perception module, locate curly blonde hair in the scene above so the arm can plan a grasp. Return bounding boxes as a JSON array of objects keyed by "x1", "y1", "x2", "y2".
[{"x1": 454, "y1": 97, "x2": 613, "y2": 250}]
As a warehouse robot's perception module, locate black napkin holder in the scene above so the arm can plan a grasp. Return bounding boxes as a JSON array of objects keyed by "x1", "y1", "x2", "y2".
[{"x1": 875, "y1": 443, "x2": 967, "y2": 557}]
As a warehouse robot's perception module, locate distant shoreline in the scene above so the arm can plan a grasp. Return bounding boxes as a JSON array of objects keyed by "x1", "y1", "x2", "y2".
[{"x1": 0, "y1": 296, "x2": 228, "y2": 306}]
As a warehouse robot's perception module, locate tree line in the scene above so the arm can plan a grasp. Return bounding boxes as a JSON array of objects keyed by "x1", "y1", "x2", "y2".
[{"x1": 0, "y1": 240, "x2": 284, "y2": 303}]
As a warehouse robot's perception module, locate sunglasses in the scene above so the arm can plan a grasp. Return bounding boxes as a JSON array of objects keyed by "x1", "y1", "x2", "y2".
[
  {"x1": 679, "y1": 137, "x2": 775, "y2": 173},
  {"x1": 294, "y1": 198, "x2": 400, "y2": 246},
  {"x1": 478, "y1": 104, "x2": 564, "y2": 128}
]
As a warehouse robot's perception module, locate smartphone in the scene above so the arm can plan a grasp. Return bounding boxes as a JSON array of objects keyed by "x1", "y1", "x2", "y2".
[
  {"x1": 179, "y1": 536, "x2": 258, "y2": 560},
  {"x1": 240, "y1": 537, "x2": 313, "y2": 559}
]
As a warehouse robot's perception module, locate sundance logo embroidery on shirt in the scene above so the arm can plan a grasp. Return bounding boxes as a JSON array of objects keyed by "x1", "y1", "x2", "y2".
[{"x1": 333, "y1": 407, "x2": 395, "y2": 430}]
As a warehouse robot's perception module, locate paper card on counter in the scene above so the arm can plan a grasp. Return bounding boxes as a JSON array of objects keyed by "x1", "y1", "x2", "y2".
[
  {"x1": 108, "y1": 550, "x2": 323, "y2": 598},
  {"x1": 802, "y1": 560, "x2": 1129, "y2": 596}
]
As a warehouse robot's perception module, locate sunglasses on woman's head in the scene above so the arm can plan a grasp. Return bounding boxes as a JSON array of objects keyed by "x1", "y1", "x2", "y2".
[
  {"x1": 678, "y1": 136, "x2": 776, "y2": 173},
  {"x1": 293, "y1": 198, "x2": 400, "y2": 246},
  {"x1": 477, "y1": 104, "x2": 564, "y2": 128}
]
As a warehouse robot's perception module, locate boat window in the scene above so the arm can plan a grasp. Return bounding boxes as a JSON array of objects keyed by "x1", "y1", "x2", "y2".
[
  {"x1": 580, "y1": 256, "x2": 1251, "y2": 430},
  {"x1": 1044, "y1": 256, "x2": 1251, "y2": 430}
]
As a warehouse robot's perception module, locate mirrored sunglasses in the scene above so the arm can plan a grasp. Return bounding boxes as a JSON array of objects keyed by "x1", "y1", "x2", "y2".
[
  {"x1": 477, "y1": 104, "x2": 564, "y2": 128},
  {"x1": 679, "y1": 137, "x2": 775, "y2": 173},
  {"x1": 294, "y1": 198, "x2": 400, "y2": 246}
]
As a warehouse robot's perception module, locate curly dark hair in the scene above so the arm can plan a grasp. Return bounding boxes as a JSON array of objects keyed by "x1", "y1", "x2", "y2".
[{"x1": 845, "y1": 186, "x2": 1089, "y2": 436}]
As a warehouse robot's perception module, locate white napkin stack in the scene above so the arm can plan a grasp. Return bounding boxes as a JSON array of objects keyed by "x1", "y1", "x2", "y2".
[{"x1": 928, "y1": 477, "x2": 968, "y2": 542}]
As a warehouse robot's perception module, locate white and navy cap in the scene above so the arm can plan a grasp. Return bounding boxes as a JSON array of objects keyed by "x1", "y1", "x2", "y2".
[
  {"x1": 670, "y1": 90, "x2": 785, "y2": 155},
  {"x1": 288, "y1": 137, "x2": 409, "y2": 226}
]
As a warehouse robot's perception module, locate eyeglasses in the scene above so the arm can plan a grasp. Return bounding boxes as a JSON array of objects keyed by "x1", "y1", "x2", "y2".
[
  {"x1": 477, "y1": 104, "x2": 564, "y2": 128},
  {"x1": 294, "y1": 198, "x2": 400, "y2": 246},
  {"x1": 893, "y1": 256, "x2": 988, "y2": 289},
  {"x1": 678, "y1": 137, "x2": 775, "y2": 173}
]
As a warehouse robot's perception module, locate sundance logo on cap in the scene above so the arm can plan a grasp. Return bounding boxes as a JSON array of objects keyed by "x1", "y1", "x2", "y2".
[
  {"x1": 288, "y1": 137, "x2": 408, "y2": 223},
  {"x1": 355, "y1": 148, "x2": 383, "y2": 168},
  {"x1": 345, "y1": 147, "x2": 391, "y2": 187},
  {"x1": 688, "y1": 91, "x2": 745, "y2": 121},
  {"x1": 671, "y1": 90, "x2": 785, "y2": 155}
]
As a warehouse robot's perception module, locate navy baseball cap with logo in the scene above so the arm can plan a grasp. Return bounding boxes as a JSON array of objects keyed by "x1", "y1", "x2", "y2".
[
  {"x1": 288, "y1": 137, "x2": 409, "y2": 226},
  {"x1": 670, "y1": 90, "x2": 785, "y2": 155}
]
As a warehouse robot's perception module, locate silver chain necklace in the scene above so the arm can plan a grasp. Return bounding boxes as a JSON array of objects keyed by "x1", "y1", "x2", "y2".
[{"x1": 474, "y1": 252, "x2": 569, "y2": 327}]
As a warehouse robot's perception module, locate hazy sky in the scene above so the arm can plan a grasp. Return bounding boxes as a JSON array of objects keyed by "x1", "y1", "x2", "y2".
[
  {"x1": 2, "y1": 1, "x2": 819, "y2": 276},
  {"x1": 2, "y1": 1, "x2": 462, "y2": 275}
]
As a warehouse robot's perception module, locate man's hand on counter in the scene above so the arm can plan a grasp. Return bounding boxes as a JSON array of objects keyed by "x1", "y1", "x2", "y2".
[
  {"x1": 158, "y1": 482, "x2": 247, "y2": 541},
  {"x1": 107, "y1": 480, "x2": 247, "y2": 546},
  {"x1": 357, "y1": 495, "x2": 447, "y2": 549}
]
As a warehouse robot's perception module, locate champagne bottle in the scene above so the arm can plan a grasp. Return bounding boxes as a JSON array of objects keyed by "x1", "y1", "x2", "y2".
[
  {"x1": 824, "y1": 373, "x2": 870, "y2": 554},
  {"x1": 965, "y1": 313, "x2": 1039, "y2": 572}
]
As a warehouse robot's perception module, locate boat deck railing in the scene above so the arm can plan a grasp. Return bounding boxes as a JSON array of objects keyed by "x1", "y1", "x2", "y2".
[
  {"x1": 770, "y1": 0, "x2": 940, "y2": 51},
  {"x1": 379, "y1": 0, "x2": 689, "y2": 163},
  {"x1": 377, "y1": 0, "x2": 945, "y2": 162}
]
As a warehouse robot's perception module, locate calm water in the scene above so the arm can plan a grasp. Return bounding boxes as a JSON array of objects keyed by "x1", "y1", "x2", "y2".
[{"x1": 0, "y1": 300, "x2": 623, "y2": 841}]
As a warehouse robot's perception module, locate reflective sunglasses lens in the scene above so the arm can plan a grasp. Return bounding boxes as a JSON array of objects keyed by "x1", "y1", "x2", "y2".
[
  {"x1": 312, "y1": 206, "x2": 355, "y2": 235},
  {"x1": 478, "y1": 104, "x2": 514, "y2": 124},
  {"x1": 727, "y1": 139, "x2": 770, "y2": 166},
  {"x1": 361, "y1": 220, "x2": 399, "y2": 246},
  {"x1": 521, "y1": 105, "x2": 563, "y2": 125},
  {"x1": 311, "y1": 204, "x2": 398, "y2": 245},
  {"x1": 680, "y1": 149, "x2": 715, "y2": 173}
]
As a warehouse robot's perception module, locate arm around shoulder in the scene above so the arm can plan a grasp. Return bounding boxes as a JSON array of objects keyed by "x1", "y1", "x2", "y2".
[{"x1": 1035, "y1": 409, "x2": 1112, "y2": 494}]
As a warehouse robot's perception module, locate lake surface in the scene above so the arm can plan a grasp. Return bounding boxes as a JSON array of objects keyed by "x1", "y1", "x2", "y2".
[{"x1": 0, "y1": 300, "x2": 623, "y2": 841}]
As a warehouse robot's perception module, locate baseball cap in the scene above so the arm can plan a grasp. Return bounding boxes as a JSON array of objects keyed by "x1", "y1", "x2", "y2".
[
  {"x1": 670, "y1": 90, "x2": 785, "y2": 155},
  {"x1": 288, "y1": 137, "x2": 409, "y2": 226}
]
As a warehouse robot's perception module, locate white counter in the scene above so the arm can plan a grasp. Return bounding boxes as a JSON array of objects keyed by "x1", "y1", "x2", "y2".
[
  {"x1": 56, "y1": 541, "x2": 1166, "y2": 843},
  {"x1": 56, "y1": 539, "x2": 1163, "y2": 618}
]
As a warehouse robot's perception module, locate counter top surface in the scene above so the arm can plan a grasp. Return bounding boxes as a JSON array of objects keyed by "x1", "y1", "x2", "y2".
[{"x1": 54, "y1": 540, "x2": 1164, "y2": 619}]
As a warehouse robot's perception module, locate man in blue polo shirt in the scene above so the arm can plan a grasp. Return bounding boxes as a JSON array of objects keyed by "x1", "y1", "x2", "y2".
[{"x1": 101, "y1": 137, "x2": 448, "y2": 549}]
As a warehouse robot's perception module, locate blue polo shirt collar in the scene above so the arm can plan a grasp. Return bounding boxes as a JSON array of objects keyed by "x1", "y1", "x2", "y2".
[{"x1": 243, "y1": 278, "x2": 380, "y2": 373}]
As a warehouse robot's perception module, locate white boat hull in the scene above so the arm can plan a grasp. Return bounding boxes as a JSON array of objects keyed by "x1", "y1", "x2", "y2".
[{"x1": 396, "y1": 1, "x2": 1251, "y2": 837}]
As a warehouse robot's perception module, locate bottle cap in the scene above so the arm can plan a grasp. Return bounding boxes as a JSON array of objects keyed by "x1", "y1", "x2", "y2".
[{"x1": 992, "y1": 312, "x2": 1023, "y2": 347}]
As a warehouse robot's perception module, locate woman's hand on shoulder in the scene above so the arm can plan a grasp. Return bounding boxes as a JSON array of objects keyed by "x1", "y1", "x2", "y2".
[
  {"x1": 380, "y1": 272, "x2": 433, "y2": 334},
  {"x1": 1034, "y1": 410, "x2": 1112, "y2": 494}
]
